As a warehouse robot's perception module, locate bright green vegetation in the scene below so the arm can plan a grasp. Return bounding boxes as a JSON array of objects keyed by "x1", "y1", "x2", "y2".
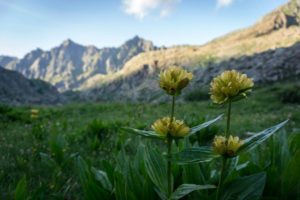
[{"x1": 0, "y1": 81, "x2": 300, "y2": 199}]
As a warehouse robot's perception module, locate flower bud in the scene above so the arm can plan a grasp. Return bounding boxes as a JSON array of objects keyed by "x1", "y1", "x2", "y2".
[
  {"x1": 151, "y1": 117, "x2": 190, "y2": 138},
  {"x1": 213, "y1": 135, "x2": 243, "y2": 157},
  {"x1": 210, "y1": 70, "x2": 254, "y2": 104},
  {"x1": 159, "y1": 66, "x2": 193, "y2": 96}
]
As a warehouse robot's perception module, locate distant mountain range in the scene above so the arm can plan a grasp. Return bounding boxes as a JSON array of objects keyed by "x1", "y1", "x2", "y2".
[
  {"x1": 1, "y1": 0, "x2": 300, "y2": 103},
  {"x1": 0, "y1": 36, "x2": 156, "y2": 91}
]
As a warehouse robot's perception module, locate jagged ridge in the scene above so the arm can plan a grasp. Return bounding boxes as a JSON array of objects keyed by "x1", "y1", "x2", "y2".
[{"x1": 2, "y1": 36, "x2": 156, "y2": 91}]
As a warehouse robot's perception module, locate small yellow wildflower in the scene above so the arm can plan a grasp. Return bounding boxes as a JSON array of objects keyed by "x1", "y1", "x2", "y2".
[
  {"x1": 212, "y1": 136, "x2": 227, "y2": 155},
  {"x1": 30, "y1": 109, "x2": 39, "y2": 119},
  {"x1": 151, "y1": 117, "x2": 190, "y2": 138},
  {"x1": 210, "y1": 70, "x2": 254, "y2": 104},
  {"x1": 159, "y1": 66, "x2": 193, "y2": 96},
  {"x1": 213, "y1": 135, "x2": 243, "y2": 157}
]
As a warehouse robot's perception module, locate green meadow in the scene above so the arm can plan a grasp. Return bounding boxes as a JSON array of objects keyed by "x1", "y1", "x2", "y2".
[{"x1": 0, "y1": 80, "x2": 299, "y2": 199}]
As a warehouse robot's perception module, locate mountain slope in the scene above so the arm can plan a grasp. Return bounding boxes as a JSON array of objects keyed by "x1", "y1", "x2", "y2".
[
  {"x1": 0, "y1": 56, "x2": 17, "y2": 67},
  {"x1": 0, "y1": 67, "x2": 63, "y2": 105},
  {"x1": 83, "y1": 0, "x2": 300, "y2": 101},
  {"x1": 3, "y1": 36, "x2": 156, "y2": 91}
]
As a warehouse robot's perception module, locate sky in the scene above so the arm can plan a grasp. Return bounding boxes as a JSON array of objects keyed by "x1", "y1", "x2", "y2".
[{"x1": 0, "y1": 0, "x2": 288, "y2": 58}]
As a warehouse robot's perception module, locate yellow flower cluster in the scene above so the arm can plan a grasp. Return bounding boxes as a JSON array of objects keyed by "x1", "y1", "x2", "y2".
[
  {"x1": 213, "y1": 135, "x2": 243, "y2": 157},
  {"x1": 151, "y1": 117, "x2": 190, "y2": 138},
  {"x1": 30, "y1": 109, "x2": 39, "y2": 119},
  {"x1": 210, "y1": 70, "x2": 254, "y2": 104},
  {"x1": 159, "y1": 66, "x2": 193, "y2": 96}
]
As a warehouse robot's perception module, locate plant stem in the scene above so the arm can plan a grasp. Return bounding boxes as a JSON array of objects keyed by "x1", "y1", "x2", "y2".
[
  {"x1": 217, "y1": 100, "x2": 232, "y2": 200},
  {"x1": 170, "y1": 95, "x2": 175, "y2": 121},
  {"x1": 167, "y1": 95, "x2": 176, "y2": 198},
  {"x1": 167, "y1": 136, "x2": 172, "y2": 198},
  {"x1": 225, "y1": 100, "x2": 232, "y2": 137},
  {"x1": 216, "y1": 157, "x2": 227, "y2": 200}
]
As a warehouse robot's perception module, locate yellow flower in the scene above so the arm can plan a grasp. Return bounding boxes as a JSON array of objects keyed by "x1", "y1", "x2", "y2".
[
  {"x1": 159, "y1": 66, "x2": 193, "y2": 96},
  {"x1": 227, "y1": 135, "x2": 243, "y2": 156},
  {"x1": 210, "y1": 70, "x2": 254, "y2": 104},
  {"x1": 151, "y1": 117, "x2": 190, "y2": 138},
  {"x1": 213, "y1": 135, "x2": 243, "y2": 157},
  {"x1": 151, "y1": 117, "x2": 170, "y2": 137},
  {"x1": 31, "y1": 109, "x2": 39, "y2": 114},
  {"x1": 212, "y1": 136, "x2": 227, "y2": 155},
  {"x1": 30, "y1": 109, "x2": 39, "y2": 119}
]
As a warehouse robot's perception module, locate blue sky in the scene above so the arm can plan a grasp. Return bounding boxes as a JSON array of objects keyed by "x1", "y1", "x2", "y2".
[{"x1": 0, "y1": 0, "x2": 288, "y2": 58}]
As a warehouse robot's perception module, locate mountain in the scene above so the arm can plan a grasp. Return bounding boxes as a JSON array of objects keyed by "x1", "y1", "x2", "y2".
[
  {"x1": 1, "y1": 0, "x2": 299, "y2": 102},
  {"x1": 0, "y1": 56, "x2": 17, "y2": 67},
  {"x1": 3, "y1": 36, "x2": 156, "y2": 91},
  {"x1": 0, "y1": 67, "x2": 64, "y2": 105},
  {"x1": 82, "y1": 0, "x2": 300, "y2": 101}
]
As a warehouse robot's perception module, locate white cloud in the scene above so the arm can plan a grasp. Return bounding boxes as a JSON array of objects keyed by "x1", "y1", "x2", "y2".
[
  {"x1": 217, "y1": 0, "x2": 234, "y2": 8},
  {"x1": 122, "y1": 0, "x2": 180, "y2": 19}
]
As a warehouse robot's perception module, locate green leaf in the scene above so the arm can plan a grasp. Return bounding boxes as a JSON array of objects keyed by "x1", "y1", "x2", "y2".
[
  {"x1": 222, "y1": 172, "x2": 266, "y2": 200},
  {"x1": 74, "y1": 156, "x2": 112, "y2": 200},
  {"x1": 281, "y1": 150, "x2": 300, "y2": 198},
  {"x1": 144, "y1": 145, "x2": 169, "y2": 196},
  {"x1": 189, "y1": 114, "x2": 223, "y2": 136},
  {"x1": 15, "y1": 176, "x2": 27, "y2": 200},
  {"x1": 122, "y1": 127, "x2": 164, "y2": 139},
  {"x1": 238, "y1": 120, "x2": 288, "y2": 154},
  {"x1": 115, "y1": 171, "x2": 137, "y2": 200},
  {"x1": 91, "y1": 167, "x2": 113, "y2": 192},
  {"x1": 172, "y1": 147, "x2": 220, "y2": 164},
  {"x1": 171, "y1": 184, "x2": 216, "y2": 200}
]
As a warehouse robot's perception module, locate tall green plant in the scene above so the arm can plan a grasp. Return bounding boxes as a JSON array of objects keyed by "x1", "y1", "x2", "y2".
[
  {"x1": 124, "y1": 66, "x2": 220, "y2": 199},
  {"x1": 172, "y1": 70, "x2": 288, "y2": 200}
]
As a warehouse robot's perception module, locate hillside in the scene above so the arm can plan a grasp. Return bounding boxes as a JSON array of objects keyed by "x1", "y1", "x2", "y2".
[
  {"x1": 0, "y1": 67, "x2": 63, "y2": 105},
  {"x1": 82, "y1": 0, "x2": 300, "y2": 101},
  {"x1": 2, "y1": 36, "x2": 156, "y2": 91},
  {"x1": 1, "y1": 0, "x2": 300, "y2": 102}
]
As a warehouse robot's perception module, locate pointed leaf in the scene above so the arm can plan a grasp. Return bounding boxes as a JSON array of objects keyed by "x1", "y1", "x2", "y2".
[
  {"x1": 155, "y1": 188, "x2": 168, "y2": 200},
  {"x1": 91, "y1": 167, "x2": 113, "y2": 192},
  {"x1": 171, "y1": 184, "x2": 216, "y2": 200},
  {"x1": 144, "y1": 146, "x2": 169, "y2": 196},
  {"x1": 122, "y1": 127, "x2": 164, "y2": 139},
  {"x1": 15, "y1": 176, "x2": 27, "y2": 200},
  {"x1": 281, "y1": 150, "x2": 300, "y2": 198},
  {"x1": 189, "y1": 115, "x2": 223, "y2": 136},
  {"x1": 172, "y1": 147, "x2": 220, "y2": 164},
  {"x1": 238, "y1": 120, "x2": 288, "y2": 154},
  {"x1": 222, "y1": 172, "x2": 266, "y2": 200}
]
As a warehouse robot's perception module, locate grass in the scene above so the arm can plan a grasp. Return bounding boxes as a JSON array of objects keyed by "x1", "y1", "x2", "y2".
[{"x1": 0, "y1": 80, "x2": 299, "y2": 199}]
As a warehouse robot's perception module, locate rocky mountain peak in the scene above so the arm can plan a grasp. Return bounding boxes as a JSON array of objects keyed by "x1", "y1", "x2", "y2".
[
  {"x1": 0, "y1": 36, "x2": 157, "y2": 91},
  {"x1": 23, "y1": 48, "x2": 43, "y2": 60},
  {"x1": 122, "y1": 35, "x2": 155, "y2": 51},
  {"x1": 61, "y1": 39, "x2": 77, "y2": 47}
]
